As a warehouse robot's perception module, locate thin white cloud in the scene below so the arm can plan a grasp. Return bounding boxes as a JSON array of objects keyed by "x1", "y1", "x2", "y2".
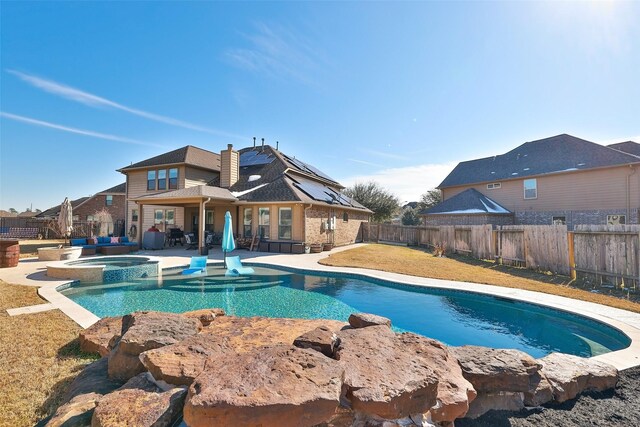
[
  {"x1": 339, "y1": 162, "x2": 456, "y2": 203},
  {"x1": 359, "y1": 148, "x2": 411, "y2": 161},
  {"x1": 346, "y1": 158, "x2": 386, "y2": 168},
  {"x1": 0, "y1": 112, "x2": 165, "y2": 148},
  {"x1": 7, "y1": 70, "x2": 246, "y2": 140},
  {"x1": 225, "y1": 22, "x2": 324, "y2": 86}
]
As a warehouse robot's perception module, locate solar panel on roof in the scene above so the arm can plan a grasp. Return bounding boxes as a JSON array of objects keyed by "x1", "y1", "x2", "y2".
[
  {"x1": 240, "y1": 150, "x2": 274, "y2": 167},
  {"x1": 282, "y1": 154, "x2": 336, "y2": 182},
  {"x1": 294, "y1": 181, "x2": 334, "y2": 203}
]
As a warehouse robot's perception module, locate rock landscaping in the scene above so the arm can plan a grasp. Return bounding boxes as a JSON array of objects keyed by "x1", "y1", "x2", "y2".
[{"x1": 47, "y1": 309, "x2": 622, "y2": 427}]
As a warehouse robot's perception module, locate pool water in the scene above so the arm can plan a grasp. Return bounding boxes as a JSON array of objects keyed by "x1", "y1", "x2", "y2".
[{"x1": 60, "y1": 265, "x2": 631, "y2": 358}]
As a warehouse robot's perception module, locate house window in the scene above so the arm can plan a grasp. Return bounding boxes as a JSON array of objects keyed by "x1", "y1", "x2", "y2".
[
  {"x1": 205, "y1": 210, "x2": 214, "y2": 232},
  {"x1": 165, "y1": 209, "x2": 175, "y2": 225},
  {"x1": 157, "y1": 169, "x2": 167, "y2": 190},
  {"x1": 487, "y1": 183, "x2": 501, "y2": 189},
  {"x1": 343, "y1": 212, "x2": 349, "y2": 222},
  {"x1": 132, "y1": 209, "x2": 138, "y2": 222},
  {"x1": 154, "y1": 209, "x2": 164, "y2": 224},
  {"x1": 87, "y1": 215, "x2": 95, "y2": 221},
  {"x1": 105, "y1": 195, "x2": 113, "y2": 206},
  {"x1": 147, "y1": 170, "x2": 156, "y2": 190},
  {"x1": 169, "y1": 168, "x2": 178, "y2": 189},
  {"x1": 258, "y1": 207, "x2": 270, "y2": 239},
  {"x1": 552, "y1": 216, "x2": 566, "y2": 225},
  {"x1": 278, "y1": 207, "x2": 292, "y2": 240},
  {"x1": 523, "y1": 178, "x2": 537, "y2": 199},
  {"x1": 243, "y1": 208, "x2": 253, "y2": 238},
  {"x1": 607, "y1": 214, "x2": 626, "y2": 225}
]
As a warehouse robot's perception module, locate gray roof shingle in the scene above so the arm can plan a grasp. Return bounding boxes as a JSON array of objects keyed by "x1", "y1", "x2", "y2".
[
  {"x1": 118, "y1": 146, "x2": 220, "y2": 172},
  {"x1": 607, "y1": 141, "x2": 640, "y2": 157},
  {"x1": 421, "y1": 189, "x2": 511, "y2": 215},
  {"x1": 439, "y1": 134, "x2": 640, "y2": 189},
  {"x1": 36, "y1": 197, "x2": 91, "y2": 218},
  {"x1": 98, "y1": 182, "x2": 126, "y2": 194}
]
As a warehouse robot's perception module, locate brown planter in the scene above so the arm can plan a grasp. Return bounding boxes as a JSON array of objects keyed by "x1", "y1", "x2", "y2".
[
  {"x1": 0, "y1": 240, "x2": 19, "y2": 268},
  {"x1": 322, "y1": 243, "x2": 333, "y2": 251},
  {"x1": 309, "y1": 244, "x2": 323, "y2": 253}
]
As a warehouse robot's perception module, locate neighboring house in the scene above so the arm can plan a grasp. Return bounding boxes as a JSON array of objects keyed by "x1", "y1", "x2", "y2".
[
  {"x1": 0, "y1": 210, "x2": 18, "y2": 218},
  {"x1": 117, "y1": 143, "x2": 371, "y2": 252},
  {"x1": 422, "y1": 134, "x2": 640, "y2": 228},
  {"x1": 37, "y1": 183, "x2": 126, "y2": 224}
]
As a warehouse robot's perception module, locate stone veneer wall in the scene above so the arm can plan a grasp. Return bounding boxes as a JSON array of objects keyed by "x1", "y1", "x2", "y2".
[
  {"x1": 423, "y1": 214, "x2": 514, "y2": 226},
  {"x1": 305, "y1": 206, "x2": 369, "y2": 246},
  {"x1": 514, "y1": 208, "x2": 639, "y2": 229}
]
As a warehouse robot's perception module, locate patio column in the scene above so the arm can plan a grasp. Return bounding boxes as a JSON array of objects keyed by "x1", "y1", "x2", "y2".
[
  {"x1": 137, "y1": 203, "x2": 144, "y2": 244},
  {"x1": 199, "y1": 199, "x2": 206, "y2": 254}
]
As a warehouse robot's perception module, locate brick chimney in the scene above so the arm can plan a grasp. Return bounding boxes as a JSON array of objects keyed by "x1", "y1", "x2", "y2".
[{"x1": 220, "y1": 144, "x2": 239, "y2": 188}]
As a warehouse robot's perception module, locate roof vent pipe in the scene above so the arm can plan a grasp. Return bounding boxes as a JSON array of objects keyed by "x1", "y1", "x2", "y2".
[
  {"x1": 276, "y1": 141, "x2": 279, "y2": 150},
  {"x1": 261, "y1": 138, "x2": 265, "y2": 151},
  {"x1": 253, "y1": 137, "x2": 256, "y2": 148}
]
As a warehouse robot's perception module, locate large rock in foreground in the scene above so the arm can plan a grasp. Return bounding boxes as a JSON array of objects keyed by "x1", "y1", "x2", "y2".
[
  {"x1": 200, "y1": 315, "x2": 347, "y2": 353},
  {"x1": 398, "y1": 333, "x2": 476, "y2": 423},
  {"x1": 348, "y1": 312, "x2": 391, "y2": 329},
  {"x1": 539, "y1": 352, "x2": 618, "y2": 403},
  {"x1": 45, "y1": 392, "x2": 101, "y2": 427},
  {"x1": 293, "y1": 326, "x2": 340, "y2": 357},
  {"x1": 108, "y1": 311, "x2": 201, "y2": 381},
  {"x1": 335, "y1": 325, "x2": 439, "y2": 419},
  {"x1": 184, "y1": 345, "x2": 344, "y2": 427},
  {"x1": 80, "y1": 316, "x2": 123, "y2": 357},
  {"x1": 451, "y1": 346, "x2": 542, "y2": 393},
  {"x1": 140, "y1": 334, "x2": 232, "y2": 386}
]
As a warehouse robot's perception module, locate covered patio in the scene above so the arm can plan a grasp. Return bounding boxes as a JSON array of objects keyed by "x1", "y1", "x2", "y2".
[{"x1": 132, "y1": 186, "x2": 238, "y2": 255}]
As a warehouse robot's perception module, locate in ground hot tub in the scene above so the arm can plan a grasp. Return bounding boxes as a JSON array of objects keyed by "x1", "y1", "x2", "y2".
[{"x1": 47, "y1": 255, "x2": 159, "y2": 283}]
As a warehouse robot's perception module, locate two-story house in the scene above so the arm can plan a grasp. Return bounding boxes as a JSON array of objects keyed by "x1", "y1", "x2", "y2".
[
  {"x1": 37, "y1": 183, "x2": 126, "y2": 224},
  {"x1": 117, "y1": 142, "x2": 371, "y2": 253},
  {"x1": 421, "y1": 134, "x2": 640, "y2": 229}
]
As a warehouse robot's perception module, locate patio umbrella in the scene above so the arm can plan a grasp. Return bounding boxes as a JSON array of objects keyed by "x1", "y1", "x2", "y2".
[
  {"x1": 58, "y1": 197, "x2": 73, "y2": 246},
  {"x1": 221, "y1": 210, "x2": 235, "y2": 268}
]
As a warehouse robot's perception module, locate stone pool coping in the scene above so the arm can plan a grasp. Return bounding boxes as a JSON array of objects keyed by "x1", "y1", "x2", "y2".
[{"x1": 2, "y1": 244, "x2": 639, "y2": 370}]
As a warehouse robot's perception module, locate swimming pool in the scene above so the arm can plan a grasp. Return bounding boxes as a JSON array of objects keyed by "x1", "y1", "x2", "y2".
[{"x1": 59, "y1": 264, "x2": 631, "y2": 358}]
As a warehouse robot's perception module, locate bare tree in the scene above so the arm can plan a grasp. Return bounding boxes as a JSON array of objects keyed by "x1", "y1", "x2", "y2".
[{"x1": 344, "y1": 181, "x2": 400, "y2": 223}]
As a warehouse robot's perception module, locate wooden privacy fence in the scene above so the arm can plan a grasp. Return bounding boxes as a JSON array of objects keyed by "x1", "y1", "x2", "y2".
[
  {"x1": 572, "y1": 225, "x2": 640, "y2": 287},
  {"x1": 361, "y1": 223, "x2": 640, "y2": 287}
]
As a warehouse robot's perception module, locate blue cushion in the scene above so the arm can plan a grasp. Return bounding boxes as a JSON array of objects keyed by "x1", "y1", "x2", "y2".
[
  {"x1": 123, "y1": 242, "x2": 138, "y2": 246},
  {"x1": 98, "y1": 236, "x2": 110, "y2": 244},
  {"x1": 70, "y1": 238, "x2": 87, "y2": 246},
  {"x1": 120, "y1": 236, "x2": 129, "y2": 243},
  {"x1": 82, "y1": 245, "x2": 97, "y2": 249}
]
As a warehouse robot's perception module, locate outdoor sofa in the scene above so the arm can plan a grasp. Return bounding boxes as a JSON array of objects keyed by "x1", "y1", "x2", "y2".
[{"x1": 70, "y1": 236, "x2": 139, "y2": 255}]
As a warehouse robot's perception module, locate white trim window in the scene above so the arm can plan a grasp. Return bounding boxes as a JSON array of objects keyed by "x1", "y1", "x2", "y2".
[
  {"x1": 278, "y1": 207, "x2": 292, "y2": 240},
  {"x1": 487, "y1": 182, "x2": 501, "y2": 189},
  {"x1": 523, "y1": 178, "x2": 537, "y2": 199},
  {"x1": 258, "y1": 207, "x2": 270, "y2": 239}
]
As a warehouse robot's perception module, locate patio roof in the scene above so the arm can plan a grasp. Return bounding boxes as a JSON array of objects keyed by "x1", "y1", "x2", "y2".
[{"x1": 132, "y1": 186, "x2": 238, "y2": 206}]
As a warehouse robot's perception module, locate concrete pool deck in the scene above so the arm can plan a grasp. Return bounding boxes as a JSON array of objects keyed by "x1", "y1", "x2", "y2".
[{"x1": 2, "y1": 243, "x2": 640, "y2": 370}]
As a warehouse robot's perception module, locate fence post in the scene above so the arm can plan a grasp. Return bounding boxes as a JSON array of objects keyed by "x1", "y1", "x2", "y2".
[
  {"x1": 493, "y1": 228, "x2": 501, "y2": 264},
  {"x1": 567, "y1": 231, "x2": 576, "y2": 280}
]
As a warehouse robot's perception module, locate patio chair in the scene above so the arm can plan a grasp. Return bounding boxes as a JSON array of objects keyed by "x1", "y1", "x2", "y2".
[
  {"x1": 182, "y1": 256, "x2": 208, "y2": 275},
  {"x1": 205, "y1": 233, "x2": 214, "y2": 249},
  {"x1": 225, "y1": 255, "x2": 255, "y2": 276},
  {"x1": 184, "y1": 233, "x2": 197, "y2": 250}
]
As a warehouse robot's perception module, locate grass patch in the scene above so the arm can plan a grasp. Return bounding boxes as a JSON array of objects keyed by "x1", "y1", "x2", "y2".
[
  {"x1": 320, "y1": 244, "x2": 640, "y2": 314},
  {"x1": 0, "y1": 280, "x2": 97, "y2": 427},
  {"x1": 18, "y1": 239, "x2": 66, "y2": 259}
]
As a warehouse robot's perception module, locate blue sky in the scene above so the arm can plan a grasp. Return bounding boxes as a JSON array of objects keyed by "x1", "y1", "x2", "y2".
[{"x1": 1, "y1": 1, "x2": 639, "y2": 211}]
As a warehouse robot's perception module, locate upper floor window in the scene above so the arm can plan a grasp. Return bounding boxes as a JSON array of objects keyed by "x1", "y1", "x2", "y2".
[
  {"x1": 278, "y1": 207, "x2": 292, "y2": 240},
  {"x1": 147, "y1": 170, "x2": 156, "y2": 190},
  {"x1": 169, "y1": 168, "x2": 178, "y2": 189},
  {"x1": 343, "y1": 212, "x2": 349, "y2": 222},
  {"x1": 157, "y1": 169, "x2": 167, "y2": 190},
  {"x1": 132, "y1": 209, "x2": 139, "y2": 222},
  {"x1": 523, "y1": 178, "x2": 537, "y2": 199},
  {"x1": 105, "y1": 195, "x2": 113, "y2": 206},
  {"x1": 487, "y1": 182, "x2": 501, "y2": 190}
]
